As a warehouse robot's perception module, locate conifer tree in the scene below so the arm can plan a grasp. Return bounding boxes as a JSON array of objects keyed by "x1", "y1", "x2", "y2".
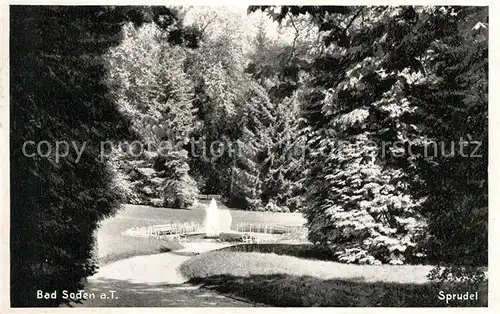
[
  {"x1": 252, "y1": 5, "x2": 487, "y2": 269},
  {"x1": 105, "y1": 22, "x2": 199, "y2": 208},
  {"x1": 231, "y1": 82, "x2": 275, "y2": 209},
  {"x1": 261, "y1": 95, "x2": 306, "y2": 212}
]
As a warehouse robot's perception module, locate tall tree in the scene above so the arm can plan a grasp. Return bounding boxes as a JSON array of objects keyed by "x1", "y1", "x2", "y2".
[
  {"x1": 260, "y1": 95, "x2": 306, "y2": 212},
  {"x1": 407, "y1": 6, "x2": 488, "y2": 280},
  {"x1": 185, "y1": 7, "x2": 255, "y2": 198},
  {"x1": 231, "y1": 82, "x2": 275, "y2": 209},
  {"x1": 105, "y1": 21, "x2": 199, "y2": 208}
]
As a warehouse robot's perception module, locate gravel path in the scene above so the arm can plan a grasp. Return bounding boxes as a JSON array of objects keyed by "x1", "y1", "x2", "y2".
[{"x1": 74, "y1": 251, "x2": 254, "y2": 307}]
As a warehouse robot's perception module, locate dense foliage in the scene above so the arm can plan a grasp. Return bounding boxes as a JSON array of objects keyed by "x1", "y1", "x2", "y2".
[
  {"x1": 105, "y1": 22, "x2": 199, "y2": 208},
  {"x1": 105, "y1": 7, "x2": 306, "y2": 212},
  {"x1": 251, "y1": 5, "x2": 487, "y2": 273},
  {"x1": 10, "y1": 5, "x2": 487, "y2": 307}
]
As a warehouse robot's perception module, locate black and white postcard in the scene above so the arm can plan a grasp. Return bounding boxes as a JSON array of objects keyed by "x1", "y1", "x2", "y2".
[{"x1": 1, "y1": 0, "x2": 495, "y2": 311}]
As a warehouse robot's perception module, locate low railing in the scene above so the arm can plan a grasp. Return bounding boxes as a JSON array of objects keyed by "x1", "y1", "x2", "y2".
[
  {"x1": 235, "y1": 222, "x2": 303, "y2": 234},
  {"x1": 149, "y1": 222, "x2": 203, "y2": 238},
  {"x1": 235, "y1": 222, "x2": 308, "y2": 243},
  {"x1": 122, "y1": 221, "x2": 308, "y2": 243},
  {"x1": 122, "y1": 222, "x2": 204, "y2": 240}
]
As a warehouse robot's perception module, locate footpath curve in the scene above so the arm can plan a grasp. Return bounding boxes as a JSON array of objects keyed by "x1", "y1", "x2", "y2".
[{"x1": 75, "y1": 245, "x2": 254, "y2": 307}]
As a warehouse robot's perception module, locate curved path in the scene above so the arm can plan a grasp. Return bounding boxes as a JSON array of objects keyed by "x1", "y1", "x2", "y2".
[
  {"x1": 76, "y1": 251, "x2": 252, "y2": 307},
  {"x1": 70, "y1": 204, "x2": 304, "y2": 307}
]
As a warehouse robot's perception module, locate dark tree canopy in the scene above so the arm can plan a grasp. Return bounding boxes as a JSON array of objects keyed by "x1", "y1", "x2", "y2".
[{"x1": 9, "y1": 5, "x2": 192, "y2": 306}]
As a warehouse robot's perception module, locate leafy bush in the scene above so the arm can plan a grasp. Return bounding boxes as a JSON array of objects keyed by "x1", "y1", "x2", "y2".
[
  {"x1": 428, "y1": 265, "x2": 487, "y2": 284},
  {"x1": 188, "y1": 199, "x2": 206, "y2": 211}
]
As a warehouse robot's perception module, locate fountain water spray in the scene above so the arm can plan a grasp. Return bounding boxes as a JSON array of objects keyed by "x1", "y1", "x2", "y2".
[
  {"x1": 204, "y1": 198, "x2": 221, "y2": 237},
  {"x1": 203, "y1": 198, "x2": 232, "y2": 237}
]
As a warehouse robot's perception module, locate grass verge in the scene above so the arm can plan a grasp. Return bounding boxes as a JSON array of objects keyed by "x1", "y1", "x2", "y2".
[
  {"x1": 179, "y1": 250, "x2": 487, "y2": 307},
  {"x1": 97, "y1": 237, "x2": 184, "y2": 266}
]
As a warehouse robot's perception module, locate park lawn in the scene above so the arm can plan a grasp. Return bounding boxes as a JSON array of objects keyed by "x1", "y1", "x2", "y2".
[
  {"x1": 97, "y1": 236, "x2": 183, "y2": 265},
  {"x1": 94, "y1": 204, "x2": 306, "y2": 265},
  {"x1": 180, "y1": 250, "x2": 487, "y2": 307},
  {"x1": 93, "y1": 204, "x2": 198, "y2": 265}
]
